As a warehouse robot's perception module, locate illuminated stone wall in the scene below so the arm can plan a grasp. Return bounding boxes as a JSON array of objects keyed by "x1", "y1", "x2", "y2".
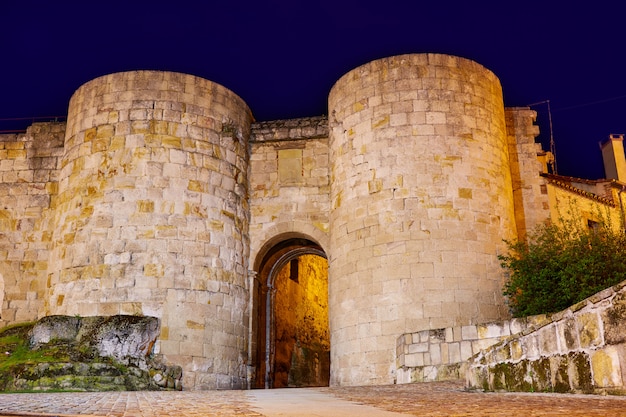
[
  {"x1": 46, "y1": 71, "x2": 253, "y2": 390},
  {"x1": 248, "y1": 117, "x2": 331, "y2": 260},
  {"x1": 0, "y1": 123, "x2": 64, "y2": 326},
  {"x1": 328, "y1": 54, "x2": 517, "y2": 386},
  {"x1": 272, "y1": 254, "x2": 330, "y2": 387},
  {"x1": 505, "y1": 108, "x2": 551, "y2": 241},
  {"x1": 467, "y1": 281, "x2": 626, "y2": 395},
  {"x1": 543, "y1": 177, "x2": 626, "y2": 232}
]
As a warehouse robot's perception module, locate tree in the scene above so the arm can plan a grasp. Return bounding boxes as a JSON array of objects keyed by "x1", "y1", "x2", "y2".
[{"x1": 499, "y1": 210, "x2": 626, "y2": 317}]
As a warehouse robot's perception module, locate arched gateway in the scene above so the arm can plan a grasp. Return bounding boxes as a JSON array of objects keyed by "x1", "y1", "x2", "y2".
[{"x1": 252, "y1": 237, "x2": 329, "y2": 388}]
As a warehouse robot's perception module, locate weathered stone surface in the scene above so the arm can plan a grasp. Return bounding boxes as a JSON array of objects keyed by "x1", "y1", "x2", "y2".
[
  {"x1": 31, "y1": 315, "x2": 159, "y2": 363},
  {"x1": 5, "y1": 315, "x2": 183, "y2": 392},
  {"x1": 577, "y1": 312, "x2": 602, "y2": 348},
  {"x1": 602, "y1": 292, "x2": 626, "y2": 345},
  {"x1": 88, "y1": 315, "x2": 160, "y2": 363},
  {"x1": 466, "y1": 283, "x2": 626, "y2": 395},
  {"x1": 30, "y1": 315, "x2": 81, "y2": 346}
]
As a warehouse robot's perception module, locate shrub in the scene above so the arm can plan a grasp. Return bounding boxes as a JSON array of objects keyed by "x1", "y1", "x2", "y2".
[{"x1": 500, "y1": 212, "x2": 626, "y2": 317}]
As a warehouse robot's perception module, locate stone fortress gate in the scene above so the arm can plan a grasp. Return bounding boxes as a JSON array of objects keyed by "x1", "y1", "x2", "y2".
[{"x1": 1, "y1": 53, "x2": 548, "y2": 389}]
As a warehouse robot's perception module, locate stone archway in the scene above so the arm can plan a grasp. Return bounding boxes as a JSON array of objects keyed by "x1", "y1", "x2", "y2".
[{"x1": 253, "y1": 238, "x2": 329, "y2": 388}]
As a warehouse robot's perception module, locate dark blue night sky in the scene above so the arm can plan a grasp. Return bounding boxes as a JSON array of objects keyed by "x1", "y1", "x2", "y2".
[{"x1": 2, "y1": 1, "x2": 625, "y2": 180}]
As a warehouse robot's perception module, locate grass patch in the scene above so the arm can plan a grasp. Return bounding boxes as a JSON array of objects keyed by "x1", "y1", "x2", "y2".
[
  {"x1": 0, "y1": 323, "x2": 70, "y2": 372},
  {"x1": 0, "y1": 322, "x2": 77, "y2": 392}
]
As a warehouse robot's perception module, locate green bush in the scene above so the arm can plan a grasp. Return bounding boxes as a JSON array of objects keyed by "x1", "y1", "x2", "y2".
[{"x1": 499, "y1": 212, "x2": 626, "y2": 317}]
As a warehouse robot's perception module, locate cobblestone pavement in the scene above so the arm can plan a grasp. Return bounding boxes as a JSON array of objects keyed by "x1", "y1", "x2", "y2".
[
  {"x1": 1, "y1": 380, "x2": 626, "y2": 416},
  {"x1": 0, "y1": 390, "x2": 264, "y2": 417},
  {"x1": 327, "y1": 380, "x2": 626, "y2": 416}
]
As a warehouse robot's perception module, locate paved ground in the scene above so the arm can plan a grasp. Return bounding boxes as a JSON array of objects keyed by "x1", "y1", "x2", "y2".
[{"x1": 2, "y1": 380, "x2": 626, "y2": 416}]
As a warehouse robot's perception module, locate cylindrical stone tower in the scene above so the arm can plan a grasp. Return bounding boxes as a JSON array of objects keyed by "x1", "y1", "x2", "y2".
[
  {"x1": 328, "y1": 54, "x2": 516, "y2": 386},
  {"x1": 46, "y1": 71, "x2": 253, "y2": 389}
]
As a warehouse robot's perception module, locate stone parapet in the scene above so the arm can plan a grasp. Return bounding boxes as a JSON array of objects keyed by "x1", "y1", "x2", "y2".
[
  {"x1": 396, "y1": 316, "x2": 546, "y2": 383},
  {"x1": 466, "y1": 281, "x2": 626, "y2": 395},
  {"x1": 251, "y1": 116, "x2": 328, "y2": 142}
]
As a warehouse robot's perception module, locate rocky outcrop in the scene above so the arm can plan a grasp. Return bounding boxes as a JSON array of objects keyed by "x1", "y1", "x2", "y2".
[
  {"x1": 1, "y1": 315, "x2": 182, "y2": 392},
  {"x1": 31, "y1": 315, "x2": 160, "y2": 367}
]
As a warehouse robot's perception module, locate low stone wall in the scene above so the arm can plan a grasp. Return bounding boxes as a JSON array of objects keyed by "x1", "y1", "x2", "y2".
[
  {"x1": 466, "y1": 281, "x2": 626, "y2": 395},
  {"x1": 396, "y1": 316, "x2": 547, "y2": 383}
]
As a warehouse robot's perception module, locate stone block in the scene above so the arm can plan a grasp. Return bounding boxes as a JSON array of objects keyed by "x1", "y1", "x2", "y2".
[
  {"x1": 461, "y1": 325, "x2": 478, "y2": 340},
  {"x1": 522, "y1": 334, "x2": 540, "y2": 360},
  {"x1": 577, "y1": 312, "x2": 602, "y2": 348},
  {"x1": 441, "y1": 343, "x2": 449, "y2": 364},
  {"x1": 404, "y1": 353, "x2": 424, "y2": 367},
  {"x1": 477, "y1": 322, "x2": 510, "y2": 339},
  {"x1": 159, "y1": 339, "x2": 181, "y2": 355},
  {"x1": 537, "y1": 325, "x2": 558, "y2": 356},
  {"x1": 99, "y1": 302, "x2": 121, "y2": 316},
  {"x1": 448, "y1": 342, "x2": 461, "y2": 363},
  {"x1": 472, "y1": 337, "x2": 499, "y2": 353},
  {"x1": 460, "y1": 341, "x2": 473, "y2": 361},
  {"x1": 430, "y1": 344, "x2": 442, "y2": 365},
  {"x1": 591, "y1": 348, "x2": 623, "y2": 388},
  {"x1": 602, "y1": 291, "x2": 626, "y2": 345},
  {"x1": 396, "y1": 368, "x2": 410, "y2": 384},
  {"x1": 445, "y1": 327, "x2": 454, "y2": 342},
  {"x1": 408, "y1": 342, "x2": 429, "y2": 354},
  {"x1": 509, "y1": 339, "x2": 523, "y2": 361},
  {"x1": 180, "y1": 340, "x2": 204, "y2": 357},
  {"x1": 452, "y1": 326, "x2": 463, "y2": 342},
  {"x1": 556, "y1": 317, "x2": 580, "y2": 352}
]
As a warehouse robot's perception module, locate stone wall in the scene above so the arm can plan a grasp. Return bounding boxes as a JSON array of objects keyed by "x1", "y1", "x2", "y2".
[
  {"x1": 544, "y1": 175, "x2": 624, "y2": 233},
  {"x1": 248, "y1": 117, "x2": 331, "y2": 388},
  {"x1": 396, "y1": 315, "x2": 547, "y2": 383},
  {"x1": 272, "y1": 254, "x2": 330, "y2": 387},
  {"x1": 505, "y1": 107, "x2": 551, "y2": 241},
  {"x1": 0, "y1": 123, "x2": 65, "y2": 326},
  {"x1": 466, "y1": 281, "x2": 626, "y2": 395},
  {"x1": 249, "y1": 116, "x2": 330, "y2": 262}
]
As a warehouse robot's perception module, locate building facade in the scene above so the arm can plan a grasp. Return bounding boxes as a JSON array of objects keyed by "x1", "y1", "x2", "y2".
[{"x1": 1, "y1": 53, "x2": 625, "y2": 389}]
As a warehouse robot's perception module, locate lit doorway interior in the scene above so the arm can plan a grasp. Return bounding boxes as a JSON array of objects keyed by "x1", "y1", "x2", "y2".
[{"x1": 254, "y1": 238, "x2": 329, "y2": 388}]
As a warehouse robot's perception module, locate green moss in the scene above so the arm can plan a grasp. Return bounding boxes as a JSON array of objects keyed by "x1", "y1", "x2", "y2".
[
  {"x1": 481, "y1": 376, "x2": 490, "y2": 392},
  {"x1": 530, "y1": 357, "x2": 552, "y2": 392},
  {"x1": 0, "y1": 318, "x2": 173, "y2": 393},
  {"x1": 571, "y1": 352, "x2": 593, "y2": 393},
  {"x1": 486, "y1": 358, "x2": 558, "y2": 393},
  {"x1": 552, "y1": 356, "x2": 571, "y2": 393},
  {"x1": 491, "y1": 363, "x2": 508, "y2": 391},
  {"x1": 508, "y1": 361, "x2": 533, "y2": 392}
]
